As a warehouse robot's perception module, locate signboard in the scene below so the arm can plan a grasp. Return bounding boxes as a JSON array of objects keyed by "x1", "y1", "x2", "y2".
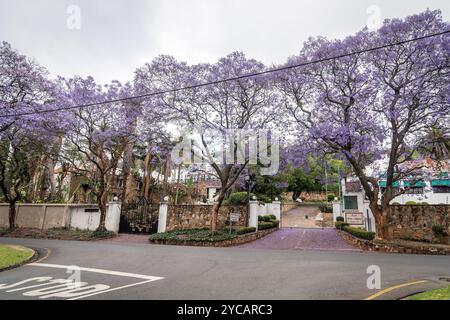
[
  {"x1": 345, "y1": 212, "x2": 363, "y2": 225},
  {"x1": 230, "y1": 213, "x2": 241, "y2": 222}
]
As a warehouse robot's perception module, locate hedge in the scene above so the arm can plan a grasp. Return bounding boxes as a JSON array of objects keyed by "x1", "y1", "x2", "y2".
[
  {"x1": 335, "y1": 221, "x2": 349, "y2": 230},
  {"x1": 236, "y1": 227, "x2": 256, "y2": 235},
  {"x1": 258, "y1": 221, "x2": 279, "y2": 230},
  {"x1": 342, "y1": 226, "x2": 375, "y2": 240}
]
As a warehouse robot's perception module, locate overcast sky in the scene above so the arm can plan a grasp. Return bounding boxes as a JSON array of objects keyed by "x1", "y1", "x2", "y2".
[{"x1": 1, "y1": 0, "x2": 449, "y2": 84}]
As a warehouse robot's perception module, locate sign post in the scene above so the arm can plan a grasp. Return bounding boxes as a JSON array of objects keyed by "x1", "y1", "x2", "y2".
[
  {"x1": 345, "y1": 212, "x2": 363, "y2": 225},
  {"x1": 229, "y1": 212, "x2": 240, "y2": 234}
]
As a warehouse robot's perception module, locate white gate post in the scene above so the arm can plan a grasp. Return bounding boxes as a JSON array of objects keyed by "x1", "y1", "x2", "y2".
[
  {"x1": 248, "y1": 200, "x2": 259, "y2": 230},
  {"x1": 158, "y1": 199, "x2": 168, "y2": 233},
  {"x1": 106, "y1": 201, "x2": 121, "y2": 233},
  {"x1": 270, "y1": 200, "x2": 281, "y2": 222},
  {"x1": 332, "y1": 200, "x2": 342, "y2": 222}
]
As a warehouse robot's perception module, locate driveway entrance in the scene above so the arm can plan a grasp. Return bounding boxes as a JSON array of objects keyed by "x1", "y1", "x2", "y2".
[
  {"x1": 281, "y1": 205, "x2": 320, "y2": 228},
  {"x1": 238, "y1": 228, "x2": 360, "y2": 252}
]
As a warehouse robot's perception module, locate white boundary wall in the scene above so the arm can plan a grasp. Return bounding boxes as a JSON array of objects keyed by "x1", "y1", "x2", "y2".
[{"x1": 0, "y1": 202, "x2": 121, "y2": 233}]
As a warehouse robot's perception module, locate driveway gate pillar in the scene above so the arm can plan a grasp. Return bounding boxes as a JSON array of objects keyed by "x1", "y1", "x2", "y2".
[
  {"x1": 248, "y1": 200, "x2": 259, "y2": 230},
  {"x1": 158, "y1": 200, "x2": 168, "y2": 233}
]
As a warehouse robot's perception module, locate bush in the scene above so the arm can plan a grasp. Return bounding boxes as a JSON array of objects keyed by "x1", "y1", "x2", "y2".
[
  {"x1": 420, "y1": 202, "x2": 429, "y2": 205},
  {"x1": 319, "y1": 204, "x2": 333, "y2": 213},
  {"x1": 258, "y1": 215, "x2": 264, "y2": 222},
  {"x1": 258, "y1": 221, "x2": 276, "y2": 230},
  {"x1": 342, "y1": 226, "x2": 375, "y2": 240},
  {"x1": 405, "y1": 201, "x2": 417, "y2": 205},
  {"x1": 256, "y1": 194, "x2": 272, "y2": 203},
  {"x1": 336, "y1": 216, "x2": 345, "y2": 222},
  {"x1": 224, "y1": 192, "x2": 252, "y2": 205},
  {"x1": 391, "y1": 202, "x2": 400, "y2": 205},
  {"x1": 327, "y1": 194, "x2": 336, "y2": 202},
  {"x1": 236, "y1": 227, "x2": 256, "y2": 235},
  {"x1": 149, "y1": 228, "x2": 236, "y2": 242},
  {"x1": 431, "y1": 225, "x2": 445, "y2": 237},
  {"x1": 335, "y1": 221, "x2": 349, "y2": 230},
  {"x1": 261, "y1": 215, "x2": 274, "y2": 222}
]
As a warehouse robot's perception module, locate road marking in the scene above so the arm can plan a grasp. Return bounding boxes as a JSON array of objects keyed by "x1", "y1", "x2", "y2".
[
  {"x1": 27, "y1": 263, "x2": 164, "y2": 281},
  {"x1": 364, "y1": 280, "x2": 428, "y2": 300},
  {"x1": 67, "y1": 279, "x2": 157, "y2": 300}
]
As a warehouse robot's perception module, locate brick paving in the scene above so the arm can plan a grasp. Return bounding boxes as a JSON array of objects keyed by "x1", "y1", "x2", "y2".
[{"x1": 238, "y1": 228, "x2": 360, "y2": 252}]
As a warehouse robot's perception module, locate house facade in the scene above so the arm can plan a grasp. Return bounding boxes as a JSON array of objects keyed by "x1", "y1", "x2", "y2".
[{"x1": 336, "y1": 159, "x2": 450, "y2": 232}]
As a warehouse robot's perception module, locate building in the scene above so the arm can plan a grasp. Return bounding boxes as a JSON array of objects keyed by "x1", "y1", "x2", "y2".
[{"x1": 337, "y1": 159, "x2": 450, "y2": 232}]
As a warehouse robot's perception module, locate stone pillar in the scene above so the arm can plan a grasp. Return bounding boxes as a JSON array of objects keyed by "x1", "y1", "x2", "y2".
[
  {"x1": 248, "y1": 200, "x2": 259, "y2": 230},
  {"x1": 105, "y1": 201, "x2": 121, "y2": 233},
  {"x1": 332, "y1": 201, "x2": 342, "y2": 223},
  {"x1": 158, "y1": 201, "x2": 168, "y2": 233}
]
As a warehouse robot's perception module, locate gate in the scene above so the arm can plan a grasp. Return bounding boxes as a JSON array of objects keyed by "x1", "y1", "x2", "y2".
[{"x1": 119, "y1": 197, "x2": 159, "y2": 234}]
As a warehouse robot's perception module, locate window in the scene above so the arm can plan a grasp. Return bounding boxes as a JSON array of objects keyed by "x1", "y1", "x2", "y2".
[
  {"x1": 405, "y1": 187, "x2": 424, "y2": 194},
  {"x1": 344, "y1": 196, "x2": 358, "y2": 210},
  {"x1": 433, "y1": 186, "x2": 450, "y2": 194}
]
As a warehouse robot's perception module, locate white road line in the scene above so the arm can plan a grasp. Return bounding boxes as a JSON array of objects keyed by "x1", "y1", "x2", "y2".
[
  {"x1": 67, "y1": 279, "x2": 158, "y2": 300},
  {"x1": 27, "y1": 263, "x2": 164, "y2": 281}
]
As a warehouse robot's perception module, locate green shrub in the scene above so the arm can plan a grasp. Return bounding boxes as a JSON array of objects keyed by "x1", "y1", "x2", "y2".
[
  {"x1": 224, "y1": 192, "x2": 253, "y2": 205},
  {"x1": 271, "y1": 220, "x2": 280, "y2": 228},
  {"x1": 261, "y1": 215, "x2": 274, "y2": 222},
  {"x1": 343, "y1": 226, "x2": 375, "y2": 240},
  {"x1": 149, "y1": 228, "x2": 236, "y2": 242},
  {"x1": 258, "y1": 215, "x2": 264, "y2": 222},
  {"x1": 255, "y1": 194, "x2": 272, "y2": 203},
  {"x1": 268, "y1": 214, "x2": 277, "y2": 220},
  {"x1": 336, "y1": 216, "x2": 345, "y2": 222},
  {"x1": 335, "y1": 221, "x2": 349, "y2": 230},
  {"x1": 258, "y1": 221, "x2": 275, "y2": 230},
  {"x1": 236, "y1": 227, "x2": 256, "y2": 235},
  {"x1": 391, "y1": 202, "x2": 400, "y2": 205},
  {"x1": 405, "y1": 201, "x2": 417, "y2": 205},
  {"x1": 420, "y1": 202, "x2": 429, "y2": 205},
  {"x1": 431, "y1": 225, "x2": 445, "y2": 237},
  {"x1": 319, "y1": 204, "x2": 333, "y2": 213},
  {"x1": 327, "y1": 194, "x2": 336, "y2": 202}
]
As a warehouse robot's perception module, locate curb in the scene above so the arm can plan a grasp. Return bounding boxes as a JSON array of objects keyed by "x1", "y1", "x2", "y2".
[{"x1": 364, "y1": 277, "x2": 450, "y2": 300}]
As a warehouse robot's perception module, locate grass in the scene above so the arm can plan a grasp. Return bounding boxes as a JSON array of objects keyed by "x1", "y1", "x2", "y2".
[
  {"x1": 0, "y1": 244, "x2": 34, "y2": 269},
  {"x1": 407, "y1": 285, "x2": 450, "y2": 300}
]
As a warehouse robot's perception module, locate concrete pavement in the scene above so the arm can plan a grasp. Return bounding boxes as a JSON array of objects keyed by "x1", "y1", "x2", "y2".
[
  {"x1": 281, "y1": 205, "x2": 320, "y2": 228},
  {"x1": 1, "y1": 237, "x2": 450, "y2": 300}
]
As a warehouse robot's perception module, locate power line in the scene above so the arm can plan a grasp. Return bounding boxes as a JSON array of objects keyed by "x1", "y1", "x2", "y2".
[{"x1": 1, "y1": 29, "x2": 449, "y2": 119}]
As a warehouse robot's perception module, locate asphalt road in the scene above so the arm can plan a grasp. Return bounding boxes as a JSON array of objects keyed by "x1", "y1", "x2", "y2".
[{"x1": 1, "y1": 237, "x2": 450, "y2": 300}]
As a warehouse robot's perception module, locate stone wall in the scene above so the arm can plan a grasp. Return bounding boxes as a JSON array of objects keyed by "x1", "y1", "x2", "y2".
[
  {"x1": 338, "y1": 230, "x2": 450, "y2": 255},
  {"x1": 388, "y1": 204, "x2": 450, "y2": 242},
  {"x1": 165, "y1": 204, "x2": 248, "y2": 231},
  {"x1": 281, "y1": 202, "x2": 299, "y2": 214}
]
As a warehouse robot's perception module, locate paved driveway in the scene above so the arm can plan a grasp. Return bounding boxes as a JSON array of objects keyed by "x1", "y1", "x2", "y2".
[
  {"x1": 239, "y1": 228, "x2": 360, "y2": 252},
  {"x1": 281, "y1": 205, "x2": 320, "y2": 228}
]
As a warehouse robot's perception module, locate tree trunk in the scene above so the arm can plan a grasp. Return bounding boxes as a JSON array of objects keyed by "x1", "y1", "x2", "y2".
[
  {"x1": 211, "y1": 188, "x2": 227, "y2": 232},
  {"x1": 370, "y1": 203, "x2": 391, "y2": 240},
  {"x1": 8, "y1": 201, "x2": 17, "y2": 229},
  {"x1": 96, "y1": 182, "x2": 108, "y2": 232}
]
